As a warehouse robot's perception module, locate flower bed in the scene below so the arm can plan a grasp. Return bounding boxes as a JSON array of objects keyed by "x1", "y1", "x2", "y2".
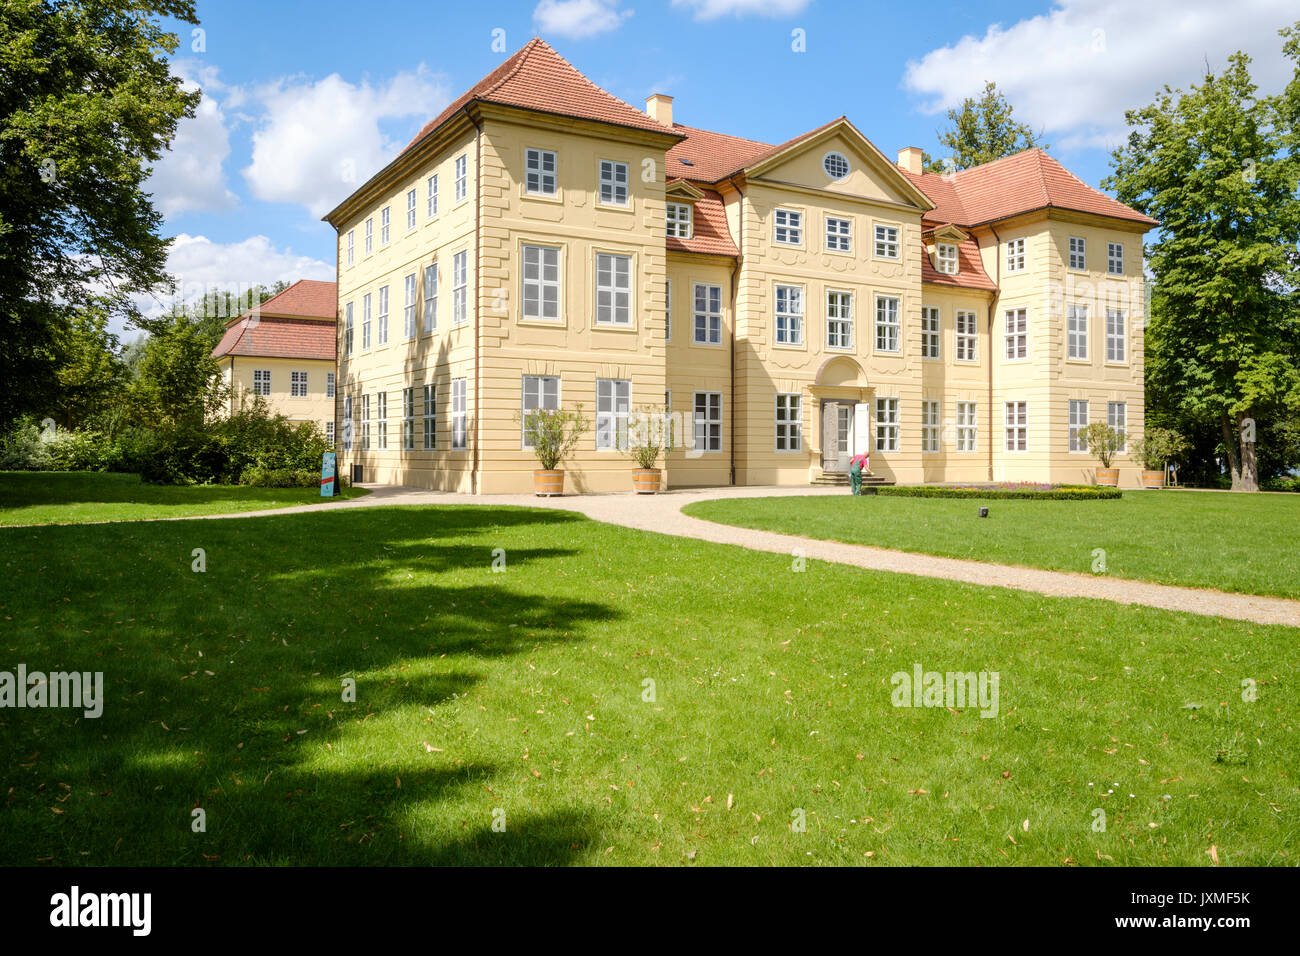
[{"x1": 875, "y1": 482, "x2": 1122, "y2": 500}]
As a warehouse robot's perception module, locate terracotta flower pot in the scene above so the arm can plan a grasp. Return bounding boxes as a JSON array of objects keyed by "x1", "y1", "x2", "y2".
[
  {"x1": 632, "y1": 468, "x2": 662, "y2": 494},
  {"x1": 1141, "y1": 469, "x2": 1165, "y2": 489},
  {"x1": 533, "y1": 469, "x2": 564, "y2": 497},
  {"x1": 1095, "y1": 467, "x2": 1120, "y2": 487}
]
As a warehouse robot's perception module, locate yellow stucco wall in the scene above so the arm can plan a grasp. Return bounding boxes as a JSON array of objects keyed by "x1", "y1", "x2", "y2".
[{"x1": 219, "y1": 355, "x2": 335, "y2": 434}]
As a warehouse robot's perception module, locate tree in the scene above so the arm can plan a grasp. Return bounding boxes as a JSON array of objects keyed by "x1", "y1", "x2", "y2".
[
  {"x1": 1105, "y1": 29, "x2": 1300, "y2": 492},
  {"x1": 50, "y1": 301, "x2": 129, "y2": 430},
  {"x1": 923, "y1": 82, "x2": 1046, "y2": 174},
  {"x1": 130, "y1": 313, "x2": 225, "y2": 427},
  {"x1": 0, "y1": 0, "x2": 200, "y2": 429}
]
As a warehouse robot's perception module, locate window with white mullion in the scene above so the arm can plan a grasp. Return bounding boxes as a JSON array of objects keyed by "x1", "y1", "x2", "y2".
[
  {"x1": 773, "y1": 208, "x2": 802, "y2": 245},
  {"x1": 522, "y1": 245, "x2": 560, "y2": 321},
  {"x1": 376, "y1": 285, "x2": 389, "y2": 346},
  {"x1": 774, "y1": 393, "x2": 802, "y2": 451},
  {"x1": 1107, "y1": 242, "x2": 1124, "y2": 275},
  {"x1": 595, "y1": 378, "x2": 631, "y2": 451},
  {"x1": 598, "y1": 160, "x2": 628, "y2": 206},
  {"x1": 666, "y1": 202, "x2": 692, "y2": 239},
  {"x1": 875, "y1": 295, "x2": 900, "y2": 352},
  {"x1": 361, "y1": 394, "x2": 370, "y2": 450},
  {"x1": 402, "y1": 387, "x2": 416, "y2": 450},
  {"x1": 1004, "y1": 401, "x2": 1027, "y2": 452},
  {"x1": 426, "y1": 174, "x2": 438, "y2": 218},
  {"x1": 1068, "y1": 236, "x2": 1086, "y2": 270},
  {"x1": 693, "y1": 391, "x2": 722, "y2": 452},
  {"x1": 1108, "y1": 402, "x2": 1127, "y2": 452},
  {"x1": 1106, "y1": 308, "x2": 1126, "y2": 362},
  {"x1": 290, "y1": 370, "x2": 308, "y2": 398},
  {"x1": 921, "y1": 306, "x2": 941, "y2": 359},
  {"x1": 825, "y1": 216, "x2": 851, "y2": 252},
  {"x1": 874, "y1": 224, "x2": 899, "y2": 259},
  {"x1": 595, "y1": 253, "x2": 631, "y2": 326},
  {"x1": 454, "y1": 155, "x2": 467, "y2": 202},
  {"x1": 1068, "y1": 399, "x2": 1089, "y2": 452},
  {"x1": 364, "y1": 218, "x2": 373, "y2": 256},
  {"x1": 525, "y1": 148, "x2": 557, "y2": 196},
  {"x1": 362, "y1": 293, "x2": 372, "y2": 350},
  {"x1": 921, "y1": 399, "x2": 940, "y2": 452},
  {"x1": 956, "y1": 402, "x2": 977, "y2": 452},
  {"x1": 1067, "y1": 304, "x2": 1088, "y2": 359},
  {"x1": 422, "y1": 263, "x2": 438, "y2": 333},
  {"x1": 422, "y1": 383, "x2": 437, "y2": 450},
  {"x1": 774, "y1": 284, "x2": 803, "y2": 346},
  {"x1": 406, "y1": 189, "x2": 417, "y2": 231},
  {"x1": 452, "y1": 251, "x2": 467, "y2": 325},
  {"x1": 344, "y1": 303, "x2": 354, "y2": 356},
  {"x1": 376, "y1": 392, "x2": 388, "y2": 450},
  {"x1": 253, "y1": 368, "x2": 271, "y2": 396},
  {"x1": 693, "y1": 283, "x2": 721, "y2": 344},
  {"x1": 380, "y1": 206, "x2": 390, "y2": 245},
  {"x1": 521, "y1": 375, "x2": 560, "y2": 449},
  {"x1": 403, "y1": 274, "x2": 417, "y2": 340},
  {"x1": 956, "y1": 310, "x2": 978, "y2": 361},
  {"x1": 1005, "y1": 237, "x2": 1025, "y2": 272},
  {"x1": 826, "y1": 290, "x2": 853, "y2": 349},
  {"x1": 451, "y1": 379, "x2": 466, "y2": 449},
  {"x1": 1004, "y1": 308, "x2": 1027, "y2": 360},
  {"x1": 875, "y1": 398, "x2": 899, "y2": 452},
  {"x1": 936, "y1": 242, "x2": 958, "y2": 274}
]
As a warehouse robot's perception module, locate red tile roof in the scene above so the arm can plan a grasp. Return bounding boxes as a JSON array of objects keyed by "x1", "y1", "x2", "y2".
[
  {"x1": 667, "y1": 188, "x2": 738, "y2": 257},
  {"x1": 402, "y1": 38, "x2": 681, "y2": 157},
  {"x1": 212, "y1": 315, "x2": 336, "y2": 362},
  {"x1": 235, "y1": 279, "x2": 337, "y2": 321},
  {"x1": 920, "y1": 237, "x2": 997, "y2": 291},
  {"x1": 903, "y1": 149, "x2": 1156, "y2": 229},
  {"x1": 665, "y1": 123, "x2": 774, "y2": 183}
]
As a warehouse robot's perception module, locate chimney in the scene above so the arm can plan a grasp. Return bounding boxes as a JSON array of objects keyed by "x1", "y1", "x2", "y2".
[
  {"x1": 897, "y1": 146, "x2": 924, "y2": 175},
  {"x1": 645, "y1": 94, "x2": 674, "y2": 128}
]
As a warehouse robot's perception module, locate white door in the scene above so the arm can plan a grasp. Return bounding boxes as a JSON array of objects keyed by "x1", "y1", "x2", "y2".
[
  {"x1": 853, "y1": 402, "x2": 871, "y2": 465},
  {"x1": 835, "y1": 405, "x2": 853, "y2": 471}
]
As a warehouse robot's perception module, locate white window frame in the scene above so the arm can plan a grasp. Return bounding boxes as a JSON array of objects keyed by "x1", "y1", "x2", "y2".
[
  {"x1": 326, "y1": 420, "x2": 335, "y2": 448},
  {"x1": 1004, "y1": 401, "x2": 1028, "y2": 452},
  {"x1": 346, "y1": 230, "x2": 354, "y2": 266},
  {"x1": 1004, "y1": 308, "x2": 1027, "y2": 360},
  {"x1": 598, "y1": 159, "x2": 629, "y2": 207},
  {"x1": 402, "y1": 387, "x2": 416, "y2": 451},
  {"x1": 326, "y1": 372, "x2": 335, "y2": 398},
  {"x1": 1068, "y1": 399, "x2": 1089, "y2": 452},
  {"x1": 774, "y1": 283, "x2": 804, "y2": 347},
  {"x1": 773, "y1": 208, "x2": 802, "y2": 246},
  {"x1": 1005, "y1": 237, "x2": 1025, "y2": 272},
  {"x1": 826, "y1": 290, "x2": 853, "y2": 350},
  {"x1": 364, "y1": 218, "x2": 373, "y2": 256},
  {"x1": 1107, "y1": 242, "x2": 1124, "y2": 276},
  {"x1": 290, "y1": 370, "x2": 308, "y2": 398},
  {"x1": 521, "y1": 244, "x2": 561, "y2": 321},
  {"x1": 361, "y1": 394, "x2": 370, "y2": 450},
  {"x1": 380, "y1": 206, "x2": 390, "y2": 246},
  {"x1": 693, "y1": 391, "x2": 722, "y2": 452},
  {"x1": 403, "y1": 273, "x2": 417, "y2": 340},
  {"x1": 427, "y1": 174, "x2": 438, "y2": 219},
  {"x1": 253, "y1": 368, "x2": 271, "y2": 396},
  {"x1": 343, "y1": 396, "x2": 353, "y2": 452},
  {"x1": 453, "y1": 251, "x2": 468, "y2": 325},
  {"x1": 955, "y1": 310, "x2": 978, "y2": 362},
  {"x1": 423, "y1": 263, "x2": 438, "y2": 333},
  {"x1": 666, "y1": 202, "x2": 692, "y2": 239},
  {"x1": 921, "y1": 306, "x2": 941, "y2": 359},
  {"x1": 825, "y1": 216, "x2": 851, "y2": 253},
  {"x1": 693, "y1": 283, "x2": 722, "y2": 345},
  {"x1": 595, "y1": 378, "x2": 631, "y2": 451},
  {"x1": 451, "y1": 378, "x2": 466, "y2": 450},
  {"x1": 936, "y1": 242, "x2": 958, "y2": 274},
  {"x1": 1108, "y1": 402, "x2": 1127, "y2": 452},
  {"x1": 1106, "y1": 308, "x2": 1126, "y2": 362},
  {"x1": 344, "y1": 303, "x2": 354, "y2": 356},
  {"x1": 775, "y1": 393, "x2": 802, "y2": 452},
  {"x1": 1067, "y1": 304, "x2": 1089, "y2": 360},
  {"x1": 454, "y1": 154, "x2": 467, "y2": 203},
  {"x1": 423, "y1": 383, "x2": 437, "y2": 450},
  {"x1": 376, "y1": 285, "x2": 389, "y2": 346},
  {"x1": 665, "y1": 278, "x2": 672, "y2": 341},
  {"x1": 874, "y1": 295, "x2": 900, "y2": 353},
  {"x1": 873, "y1": 224, "x2": 899, "y2": 259},
  {"x1": 1068, "y1": 236, "x2": 1087, "y2": 271},
  {"x1": 521, "y1": 375, "x2": 560, "y2": 449},
  {"x1": 921, "y1": 399, "x2": 940, "y2": 453},
  {"x1": 595, "y1": 252, "x2": 631, "y2": 326},
  {"x1": 875, "y1": 397, "x2": 899, "y2": 452},
  {"x1": 362, "y1": 293, "x2": 372, "y2": 350},
  {"x1": 956, "y1": 402, "x2": 977, "y2": 452},
  {"x1": 406, "y1": 189, "x2": 417, "y2": 231},
  {"x1": 525, "y1": 148, "x2": 557, "y2": 196},
  {"x1": 376, "y1": 391, "x2": 387, "y2": 450}
]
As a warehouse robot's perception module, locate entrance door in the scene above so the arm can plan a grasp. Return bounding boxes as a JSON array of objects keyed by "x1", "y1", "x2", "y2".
[
  {"x1": 822, "y1": 399, "x2": 859, "y2": 472},
  {"x1": 835, "y1": 404, "x2": 853, "y2": 472}
]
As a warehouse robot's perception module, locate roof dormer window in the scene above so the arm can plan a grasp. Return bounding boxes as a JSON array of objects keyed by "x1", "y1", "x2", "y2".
[
  {"x1": 936, "y1": 242, "x2": 959, "y2": 275},
  {"x1": 666, "y1": 202, "x2": 693, "y2": 239}
]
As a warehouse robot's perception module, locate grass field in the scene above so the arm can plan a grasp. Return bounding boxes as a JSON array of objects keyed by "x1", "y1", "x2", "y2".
[
  {"x1": 0, "y1": 472, "x2": 369, "y2": 526},
  {"x1": 683, "y1": 489, "x2": 1300, "y2": 599},
  {"x1": 1, "y1": 504, "x2": 1294, "y2": 866}
]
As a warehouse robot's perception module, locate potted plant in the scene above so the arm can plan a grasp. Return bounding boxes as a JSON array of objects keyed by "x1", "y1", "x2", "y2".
[
  {"x1": 624, "y1": 405, "x2": 675, "y2": 494},
  {"x1": 1129, "y1": 426, "x2": 1188, "y2": 489},
  {"x1": 1081, "y1": 421, "x2": 1125, "y2": 487},
  {"x1": 520, "y1": 405, "x2": 586, "y2": 496}
]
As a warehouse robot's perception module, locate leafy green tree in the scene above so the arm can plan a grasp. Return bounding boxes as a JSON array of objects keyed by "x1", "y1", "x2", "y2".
[
  {"x1": 130, "y1": 313, "x2": 225, "y2": 426},
  {"x1": 923, "y1": 82, "x2": 1046, "y2": 174},
  {"x1": 1106, "y1": 29, "x2": 1300, "y2": 492},
  {"x1": 0, "y1": 0, "x2": 199, "y2": 429},
  {"x1": 50, "y1": 301, "x2": 129, "y2": 429}
]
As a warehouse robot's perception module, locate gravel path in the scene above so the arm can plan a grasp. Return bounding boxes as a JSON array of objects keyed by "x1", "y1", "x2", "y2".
[{"x1": 167, "y1": 483, "x2": 1300, "y2": 629}]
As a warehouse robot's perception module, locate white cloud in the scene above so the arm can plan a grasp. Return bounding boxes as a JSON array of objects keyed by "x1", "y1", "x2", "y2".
[
  {"x1": 147, "y1": 61, "x2": 238, "y2": 217},
  {"x1": 671, "y1": 0, "x2": 810, "y2": 20},
  {"x1": 903, "y1": 0, "x2": 1299, "y2": 151},
  {"x1": 129, "y1": 233, "x2": 333, "y2": 328},
  {"x1": 242, "y1": 67, "x2": 450, "y2": 218},
  {"x1": 534, "y1": 0, "x2": 633, "y2": 38}
]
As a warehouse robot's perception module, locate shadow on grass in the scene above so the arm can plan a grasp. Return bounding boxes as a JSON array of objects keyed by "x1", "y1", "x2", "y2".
[{"x1": 0, "y1": 505, "x2": 612, "y2": 865}]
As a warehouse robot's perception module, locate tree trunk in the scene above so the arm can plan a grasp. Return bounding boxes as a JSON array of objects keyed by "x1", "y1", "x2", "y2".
[
  {"x1": 1236, "y1": 411, "x2": 1259, "y2": 492},
  {"x1": 1221, "y1": 415, "x2": 1243, "y2": 488}
]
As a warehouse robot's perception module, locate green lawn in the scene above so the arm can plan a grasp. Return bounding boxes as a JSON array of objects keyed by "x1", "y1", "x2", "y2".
[
  {"x1": 683, "y1": 490, "x2": 1300, "y2": 599},
  {"x1": 0, "y1": 471, "x2": 369, "y2": 526},
  {"x1": 1, "y1": 505, "x2": 1295, "y2": 866}
]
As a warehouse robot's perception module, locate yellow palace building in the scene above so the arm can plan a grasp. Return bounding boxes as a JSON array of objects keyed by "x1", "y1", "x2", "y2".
[{"x1": 325, "y1": 39, "x2": 1155, "y2": 494}]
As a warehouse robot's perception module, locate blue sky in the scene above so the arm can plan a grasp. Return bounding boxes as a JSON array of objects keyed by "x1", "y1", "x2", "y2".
[{"x1": 141, "y1": 0, "x2": 1299, "y2": 325}]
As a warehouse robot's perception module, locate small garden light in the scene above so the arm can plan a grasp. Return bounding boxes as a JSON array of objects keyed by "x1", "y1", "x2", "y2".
[{"x1": 978, "y1": 507, "x2": 989, "y2": 518}]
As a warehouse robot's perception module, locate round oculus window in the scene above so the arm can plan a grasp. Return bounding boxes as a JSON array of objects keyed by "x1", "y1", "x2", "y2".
[{"x1": 823, "y1": 151, "x2": 850, "y2": 179}]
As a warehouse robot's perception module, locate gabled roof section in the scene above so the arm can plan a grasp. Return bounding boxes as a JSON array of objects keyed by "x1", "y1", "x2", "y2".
[
  {"x1": 665, "y1": 124, "x2": 775, "y2": 183},
  {"x1": 230, "y1": 279, "x2": 336, "y2": 324},
  {"x1": 920, "y1": 238, "x2": 996, "y2": 292},
  {"x1": 904, "y1": 149, "x2": 1157, "y2": 229},
  {"x1": 401, "y1": 38, "x2": 682, "y2": 158},
  {"x1": 211, "y1": 316, "x2": 336, "y2": 362},
  {"x1": 666, "y1": 189, "x2": 738, "y2": 258}
]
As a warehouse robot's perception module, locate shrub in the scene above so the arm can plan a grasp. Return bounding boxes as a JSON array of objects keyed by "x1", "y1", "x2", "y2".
[
  {"x1": 875, "y1": 484, "x2": 1122, "y2": 500},
  {"x1": 0, "y1": 420, "x2": 52, "y2": 470},
  {"x1": 519, "y1": 405, "x2": 587, "y2": 470},
  {"x1": 239, "y1": 465, "x2": 319, "y2": 488},
  {"x1": 1129, "y1": 426, "x2": 1190, "y2": 471},
  {"x1": 1081, "y1": 422, "x2": 1126, "y2": 468},
  {"x1": 1262, "y1": 475, "x2": 1300, "y2": 493},
  {"x1": 624, "y1": 406, "x2": 675, "y2": 470}
]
